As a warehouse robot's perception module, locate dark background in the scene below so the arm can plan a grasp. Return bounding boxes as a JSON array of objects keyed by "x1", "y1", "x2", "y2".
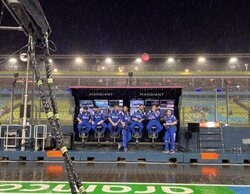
[{"x1": 0, "y1": 0, "x2": 250, "y2": 54}]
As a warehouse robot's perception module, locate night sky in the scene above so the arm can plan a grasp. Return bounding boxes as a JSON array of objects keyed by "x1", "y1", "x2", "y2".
[{"x1": 0, "y1": 0, "x2": 250, "y2": 54}]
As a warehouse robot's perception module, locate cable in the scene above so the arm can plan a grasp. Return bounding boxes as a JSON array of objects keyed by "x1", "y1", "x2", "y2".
[
  {"x1": 0, "y1": 44, "x2": 29, "y2": 65},
  {"x1": 32, "y1": 34, "x2": 85, "y2": 194},
  {"x1": 48, "y1": 40, "x2": 57, "y2": 52}
]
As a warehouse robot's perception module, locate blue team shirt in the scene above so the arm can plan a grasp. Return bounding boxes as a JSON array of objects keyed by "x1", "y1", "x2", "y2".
[
  {"x1": 164, "y1": 115, "x2": 177, "y2": 124},
  {"x1": 121, "y1": 111, "x2": 131, "y2": 123},
  {"x1": 92, "y1": 110, "x2": 105, "y2": 123},
  {"x1": 132, "y1": 109, "x2": 146, "y2": 121},
  {"x1": 77, "y1": 111, "x2": 91, "y2": 123},
  {"x1": 147, "y1": 110, "x2": 160, "y2": 121},
  {"x1": 108, "y1": 110, "x2": 122, "y2": 122}
]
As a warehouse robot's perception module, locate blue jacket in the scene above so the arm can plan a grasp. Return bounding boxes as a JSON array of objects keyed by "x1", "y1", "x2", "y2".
[
  {"x1": 77, "y1": 111, "x2": 91, "y2": 123},
  {"x1": 164, "y1": 115, "x2": 177, "y2": 124},
  {"x1": 92, "y1": 110, "x2": 105, "y2": 123},
  {"x1": 121, "y1": 111, "x2": 131, "y2": 124},
  {"x1": 132, "y1": 109, "x2": 146, "y2": 121},
  {"x1": 108, "y1": 110, "x2": 122, "y2": 122},
  {"x1": 147, "y1": 110, "x2": 160, "y2": 121}
]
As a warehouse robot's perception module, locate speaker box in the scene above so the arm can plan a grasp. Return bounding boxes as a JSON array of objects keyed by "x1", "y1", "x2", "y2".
[
  {"x1": 20, "y1": 104, "x2": 31, "y2": 118},
  {"x1": 188, "y1": 123, "x2": 200, "y2": 133}
]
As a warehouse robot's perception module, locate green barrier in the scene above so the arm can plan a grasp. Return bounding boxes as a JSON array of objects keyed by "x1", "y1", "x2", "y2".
[{"x1": 0, "y1": 181, "x2": 249, "y2": 194}]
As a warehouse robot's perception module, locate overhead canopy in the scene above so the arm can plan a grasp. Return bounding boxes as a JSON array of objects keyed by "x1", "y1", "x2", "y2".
[{"x1": 1, "y1": 0, "x2": 51, "y2": 41}]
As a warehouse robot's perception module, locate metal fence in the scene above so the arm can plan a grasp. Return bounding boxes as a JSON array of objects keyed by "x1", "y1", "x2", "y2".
[{"x1": 0, "y1": 76, "x2": 249, "y2": 127}]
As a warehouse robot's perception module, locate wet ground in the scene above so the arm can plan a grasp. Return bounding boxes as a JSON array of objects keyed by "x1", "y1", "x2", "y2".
[{"x1": 0, "y1": 161, "x2": 250, "y2": 185}]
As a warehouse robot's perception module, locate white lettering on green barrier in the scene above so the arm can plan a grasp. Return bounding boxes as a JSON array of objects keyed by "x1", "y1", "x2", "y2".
[{"x1": 0, "y1": 181, "x2": 249, "y2": 194}]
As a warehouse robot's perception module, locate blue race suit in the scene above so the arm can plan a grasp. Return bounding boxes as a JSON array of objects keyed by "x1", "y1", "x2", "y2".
[
  {"x1": 130, "y1": 109, "x2": 145, "y2": 135},
  {"x1": 121, "y1": 111, "x2": 132, "y2": 149},
  {"x1": 146, "y1": 110, "x2": 163, "y2": 135},
  {"x1": 91, "y1": 110, "x2": 107, "y2": 134},
  {"x1": 164, "y1": 115, "x2": 177, "y2": 151},
  {"x1": 108, "y1": 110, "x2": 123, "y2": 135},
  {"x1": 77, "y1": 111, "x2": 92, "y2": 134}
]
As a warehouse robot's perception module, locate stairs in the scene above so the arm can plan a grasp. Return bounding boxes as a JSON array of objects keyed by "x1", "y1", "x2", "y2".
[{"x1": 199, "y1": 127, "x2": 224, "y2": 152}]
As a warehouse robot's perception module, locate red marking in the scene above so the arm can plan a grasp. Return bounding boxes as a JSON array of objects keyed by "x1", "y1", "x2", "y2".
[
  {"x1": 202, "y1": 167, "x2": 219, "y2": 177},
  {"x1": 46, "y1": 165, "x2": 63, "y2": 175},
  {"x1": 46, "y1": 150, "x2": 62, "y2": 158},
  {"x1": 201, "y1": 153, "x2": 219, "y2": 160}
]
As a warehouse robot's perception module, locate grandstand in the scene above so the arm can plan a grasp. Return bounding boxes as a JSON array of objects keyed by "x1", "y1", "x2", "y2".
[{"x1": 0, "y1": 54, "x2": 249, "y2": 126}]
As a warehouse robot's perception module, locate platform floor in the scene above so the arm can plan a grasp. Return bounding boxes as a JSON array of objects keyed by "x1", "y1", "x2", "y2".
[{"x1": 0, "y1": 161, "x2": 250, "y2": 193}]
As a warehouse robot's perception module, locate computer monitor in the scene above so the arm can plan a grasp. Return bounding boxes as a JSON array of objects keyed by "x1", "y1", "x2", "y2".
[
  {"x1": 94, "y1": 100, "x2": 109, "y2": 108},
  {"x1": 130, "y1": 107, "x2": 138, "y2": 115},
  {"x1": 145, "y1": 99, "x2": 159, "y2": 106},
  {"x1": 130, "y1": 100, "x2": 144, "y2": 108},
  {"x1": 79, "y1": 100, "x2": 94, "y2": 107},
  {"x1": 159, "y1": 99, "x2": 175, "y2": 117},
  {"x1": 109, "y1": 100, "x2": 123, "y2": 107}
]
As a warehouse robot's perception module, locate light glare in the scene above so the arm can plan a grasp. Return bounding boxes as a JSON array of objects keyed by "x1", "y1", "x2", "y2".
[
  {"x1": 198, "y1": 57, "x2": 206, "y2": 63},
  {"x1": 229, "y1": 57, "x2": 238, "y2": 63},
  {"x1": 135, "y1": 58, "x2": 142, "y2": 63},
  {"x1": 75, "y1": 57, "x2": 83, "y2": 64},
  {"x1": 167, "y1": 57, "x2": 175, "y2": 63},
  {"x1": 105, "y1": 57, "x2": 113, "y2": 64},
  {"x1": 9, "y1": 57, "x2": 17, "y2": 63}
]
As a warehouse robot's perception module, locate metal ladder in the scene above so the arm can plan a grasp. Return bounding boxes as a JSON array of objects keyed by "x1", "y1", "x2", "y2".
[{"x1": 199, "y1": 127, "x2": 224, "y2": 153}]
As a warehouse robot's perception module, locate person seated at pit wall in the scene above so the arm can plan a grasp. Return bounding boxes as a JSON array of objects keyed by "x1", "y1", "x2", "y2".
[
  {"x1": 162, "y1": 109, "x2": 177, "y2": 154},
  {"x1": 146, "y1": 104, "x2": 163, "y2": 138},
  {"x1": 91, "y1": 106, "x2": 107, "y2": 135},
  {"x1": 108, "y1": 104, "x2": 123, "y2": 136},
  {"x1": 130, "y1": 104, "x2": 146, "y2": 136},
  {"x1": 77, "y1": 106, "x2": 92, "y2": 136},
  {"x1": 118, "y1": 105, "x2": 132, "y2": 152}
]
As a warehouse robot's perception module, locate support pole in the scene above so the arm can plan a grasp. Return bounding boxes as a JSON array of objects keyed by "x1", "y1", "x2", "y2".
[
  {"x1": 0, "y1": 26, "x2": 23, "y2": 31},
  {"x1": 21, "y1": 34, "x2": 33, "y2": 151},
  {"x1": 10, "y1": 73, "x2": 19, "y2": 124},
  {"x1": 10, "y1": 84, "x2": 14, "y2": 124},
  {"x1": 215, "y1": 88, "x2": 218, "y2": 122},
  {"x1": 226, "y1": 81, "x2": 229, "y2": 125}
]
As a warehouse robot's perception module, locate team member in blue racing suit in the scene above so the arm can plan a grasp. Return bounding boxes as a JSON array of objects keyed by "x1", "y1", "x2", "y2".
[
  {"x1": 118, "y1": 105, "x2": 132, "y2": 152},
  {"x1": 130, "y1": 104, "x2": 145, "y2": 136},
  {"x1": 91, "y1": 106, "x2": 107, "y2": 135},
  {"x1": 108, "y1": 104, "x2": 123, "y2": 136},
  {"x1": 163, "y1": 109, "x2": 177, "y2": 154},
  {"x1": 146, "y1": 104, "x2": 163, "y2": 138},
  {"x1": 77, "y1": 106, "x2": 92, "y2": 136}
]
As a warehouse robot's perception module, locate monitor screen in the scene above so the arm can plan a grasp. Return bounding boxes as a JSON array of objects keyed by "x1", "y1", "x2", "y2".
[
  {"x1": 145, "y1": 99, "x2": 160, "y2": 106},
  {"x1": 130, "y1": 107, "x2": 138, "y2": 115},
  {"x1": 159, "y1": 100, "x2": 175, "y2": 117},
  {"x1": 94, "y1": 99, "x2": 109, "y2": 108},
  {"x1": 109, "y1": 100, "x2": 123, "y2": 107},
  {"x1": 130, "y1": 100, "x2": 144, "y2": 107},
  {"x1": 79, "y1": 100, "x2": 94, "y2": 107}
]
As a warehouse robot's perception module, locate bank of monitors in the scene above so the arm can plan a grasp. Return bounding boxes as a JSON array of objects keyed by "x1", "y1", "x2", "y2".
[
  {"x1": 79, "y1": 99, "x2": 175, "y2": 117},
  {"x1": 80, "y1": 99, "x2": 124, "y2": 114},
  {"x1": 80, "y1": 100, "x2": 108, "y2": 114}
]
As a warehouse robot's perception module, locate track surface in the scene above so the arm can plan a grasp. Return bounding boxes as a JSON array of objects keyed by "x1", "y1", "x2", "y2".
[{"x1": 0, "y1": 161, "x2": 250, "y2": 193}]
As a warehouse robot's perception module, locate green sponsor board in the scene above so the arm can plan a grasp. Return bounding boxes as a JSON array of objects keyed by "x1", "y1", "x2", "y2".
[{"x1": 0, "y1": 181, "x2": 245, "y2": 194}]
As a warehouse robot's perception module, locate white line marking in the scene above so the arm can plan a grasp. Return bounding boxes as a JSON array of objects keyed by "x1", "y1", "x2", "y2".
[{"x1": 0, "y1": 181, "x2": 249, "y2": 187}]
